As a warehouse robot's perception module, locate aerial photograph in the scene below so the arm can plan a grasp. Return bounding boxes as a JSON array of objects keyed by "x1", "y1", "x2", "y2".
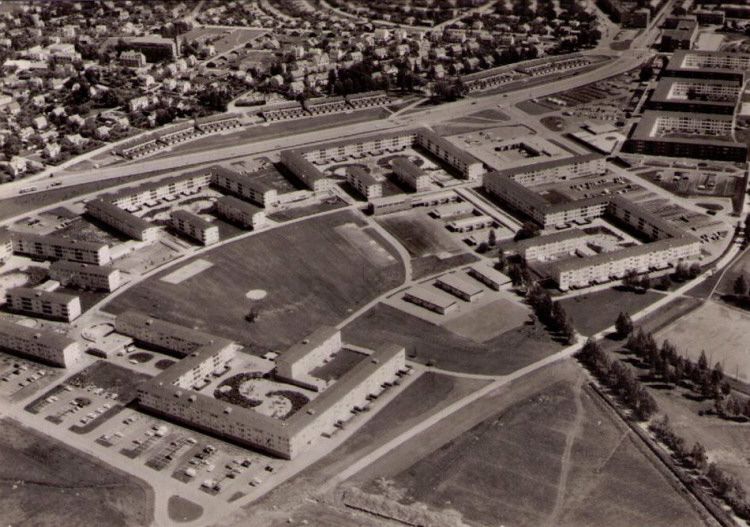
[{"x1": 2, "y1": 0, "x2": 750, "y2": 526}]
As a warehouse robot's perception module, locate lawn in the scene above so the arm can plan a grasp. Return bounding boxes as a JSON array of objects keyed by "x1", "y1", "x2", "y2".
[
  {"x1": 411, "y1": 253, "x2": 480, "y2": 280},
  {"x1": 559, "y1": 288, "x2": 665, "y2": 336},
  {"x1": 442, "y1": 297, "x2": 529, "y2": 342},
  {"x1": 106, "y1": 211, "x2": 405, "y2": 351},
  {"x1": 67, "y1": 361, "x2": 152, "y2": 404},
  {"x1": 380, "y1": 379, "x2": 705, "y2": 527},
  {"x1": 343, "y1": 303, "x2": 562, "y2": 375},
  {"x1": 376, "y1": 210, "x2": 465, "y2": 258},
  {"x1": 0, "y1": 418, "x2": 153, "y2": 527},
  {"x1": 658, "y1": 300, "x2": 750, "y2": 382}
]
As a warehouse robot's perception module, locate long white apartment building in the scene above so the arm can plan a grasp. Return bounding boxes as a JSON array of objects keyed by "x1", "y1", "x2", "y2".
[
  {"x1": 86, "y1": 199, "x2": 160, "y2": 242},
  {"x1": 116, "y1": 312, "x2": 405, "y2": 459},
  {"x1": 5, "y1": 287, "x2": 82, "y2": 322},
  {"x1": 215, "y1": 196, "x2": 268, "y2": 230},
  {"x1": 495, "y1": 153, "x2": 606, "y2": 186},
  {"x1": 11, "y1": 232, "x2": 111, "y2": 265},
  {"x1": 211, "y1": 166, "x2": 280, "y2": 208},
  {"x1": 170, "y1": 210, "x2": 219, "y2": 245},
  {"x1": 49, "y1": 261, "x2": 121, "y2": 292},
  {"x1": 516, "y1": 228, "x2": 590, "y2": 260},
  {"x1": 0, "y1": 318, "x2": 82, "y2": 367}
]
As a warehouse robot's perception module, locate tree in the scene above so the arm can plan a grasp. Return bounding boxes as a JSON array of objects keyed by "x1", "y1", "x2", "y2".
[
  {"x1": 488, "y1": 229, "x2": 496, "y2": 247},
  {"x1": 514, "y1": 221, "x2": 540, "y2": 242},
  {"x1": 622, "y1": 268, "x2": 639, "y2": 290},
  {"x1": 735, "y1": 274, "x2": 748, "y2": 297},
  {"x1": 615, "y1": 312, "x2": 634, "y2": 339},
  {"x1": 657, "y1": 274, "x2": 672, "y2": 291}
]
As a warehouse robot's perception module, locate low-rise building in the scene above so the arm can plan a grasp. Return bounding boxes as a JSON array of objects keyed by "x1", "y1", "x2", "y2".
[
  {"x1": 5, "y1": 287, "x2": 81, "y2": 322},
  {"x1": 215, "y1": 195, "x2": 268, "y2": 230},
  {"x1": 404, "y1": 285, "x2": 458, "y2": 314},
  {"x1": 11, "y1": 233, "x2": 111, "y2": 265},
  {"x1": 170, "y1": 210, "x2": 219, "y2": 245},
  {"x1": 49, "y1": 261, "x2": 121, "y2": 292},
  {"x1": 435, "y1": 274, "x2": 485, "y2": 302},
  {"x1": 467, "y1": 263, "x2": 511, "y2": 291},
  {"x1": 0, "y1": 318, "x2": 81, "y2": 367},
  {"x1": 447, "y1": 215, "x2": 494, "y2": 232}
]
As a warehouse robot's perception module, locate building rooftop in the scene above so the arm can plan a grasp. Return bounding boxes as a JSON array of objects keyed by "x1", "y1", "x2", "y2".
[
  {"x1": 516, "y1": 228, "x2": 587, "y2": 250},
  {"x1": 86, "y1": 199, "x2": 155, "y2": 232},
  {"x1": 493, "y1": 153, "x2": 604, "y2": 179},
  {"x1": 650, "y1": 78, "x2": 740, "y2": 106},
  {"x1": 435, "y1": 273, "x2": 484, "y2": 297},
  {"x1": 391, "y1": 156, "x2": 426, "y2": 178},
  {"x1": 10, "y1": 231, "x2": 109, "y2": 252},
  {"x1": 0, "y1": 318, "x2": 77, "y2": 350},
  {"x1": 630, "y1": 110, "x2": 738, "y2": 145},
  {"x1": 346, "y1": 165, "x2": 380, "y2": 187},
  {"x1": 7, "y1": 286, "x2": 79, "y2": 305},
  {"x1": 216, "y1": 195, "x2": 264, "y2": 215},
  {"x1": 171, "y1": 209, "x2": 216, "y2": 230},
  {"x1": 276, "y1": 326, "x2": 339, "y2": 369},
  {"x1": 49, "y1": 260, "x2": 118, "y2": 276},
  {"x1": 406, "y1": 284, "x2": 458, "y2": 309}
]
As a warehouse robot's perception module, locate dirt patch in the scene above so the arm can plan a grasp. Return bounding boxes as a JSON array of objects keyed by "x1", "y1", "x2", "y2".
[{"x1": 168, "y1": 495, "x2": 203, "y2": 523}]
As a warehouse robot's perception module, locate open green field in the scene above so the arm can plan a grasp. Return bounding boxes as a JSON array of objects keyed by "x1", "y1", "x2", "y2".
[
  {"x1": 378, "y1": 378, "x2": 705, "y2": 527},
  {"x1": 0, "y1": 418, "x2": 153, "y2": 527},
  {"x1": 106, "y1": 211, "x2": 405, "y2": 350},
  {"x1": 442, "y1": 297, "x2": 529, "y2": 342},
  {"x1": 559, "y1": 288, "x2": 665, "y2": 336},
  {"x1": 343, "y1": 303, "x2": 561, "y2": 374},
  {"x1": 658, "y1": 300, "x2": 750, "y2": 382},
  {"x1": 376, "y1": 210, "x2": 465, "y2": 258}
]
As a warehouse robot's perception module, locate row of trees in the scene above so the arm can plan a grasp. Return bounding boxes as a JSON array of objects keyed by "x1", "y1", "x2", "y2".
[
  {"x1": 650, "y1": 415, "x2": 750, "y2": 521},
  {"x1": 575, "y1": 338, "x2": 659, "y2": 421},
  {"x1": 526, "y1": 283, "x2": 575, "y2": 343},
  {"x1": 621, "y1": 262, "x2": 701, "y2": 293}
]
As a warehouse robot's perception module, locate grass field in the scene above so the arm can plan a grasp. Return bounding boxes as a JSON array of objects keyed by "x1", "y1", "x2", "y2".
[
  {"x1": 380, "y1": 377, "x2": 705, "y2": 527},
  {"x1": 67, "y1": 361, "x2": 153, "y2": 404},
  {"x1": 0, "y1": 418, "x2": 153, "y2": 527},
  {"x1": 411, "y1": 253, "x2": 479, "y2": 280},
  {"x1": 106, "y1": 211, "x2": 405, "y2": 350},
  {"x1": 658, "y1": 300, "x2": 750, "y2": 382},
  {"x1": 376, "y1": 211, "x2": 464, "y2": 258},
  {"x1": 343, "y1": 303, "x2": 562, "y2": 374},
  {"x1": 442, "y1": 297, "x2": 528, "y2": 342},
  {"x1": 560, "y1": 288, "x2": 665, "y2": 336}
]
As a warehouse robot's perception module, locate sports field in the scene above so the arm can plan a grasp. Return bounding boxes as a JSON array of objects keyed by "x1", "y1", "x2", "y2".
[
  {"x1": 658, "y1": 300, "x2": 750, "y2": 382},
  {"x1": 106, "y1": 211, "x2": 405, "y2": 350}
]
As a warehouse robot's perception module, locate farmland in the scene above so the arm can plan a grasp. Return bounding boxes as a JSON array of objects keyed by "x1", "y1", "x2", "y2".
[
  {"x1": 0, "y1": 418, "x2": 153, "y2": 527},
  {"x1": 105, "y1": 211, "x2": 405, "y2": 350}
]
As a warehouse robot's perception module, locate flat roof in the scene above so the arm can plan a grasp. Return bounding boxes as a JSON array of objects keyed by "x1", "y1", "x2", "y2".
[
  {"x1": 416, "y1": 128, "x2": 483, "y2": 167},
  {"x1": 494, "y1": 153, "x2": 604, "y2": 179},
  {"x1": 405, "y1": 285, "x2": 457, "y2": 309},
  {"x1": 516, "y1": 228, "x2": 586, "y2": 250},
  {"x1": 468, "y1": 262, "x2": 511, "y2": 285},
  {"x1": 346, "y1": 166, "x2": 380, "y2": 187},
  {"x1": 484, "y1": 172, "x2": 551, "y2": 210},
  {"x1": 10, "y1": 231, "x2": 108, "y2": 252},
  {"x1": 0, "y1": 318, "x2": 77, "y2": 351},
  {"x1": 286, "y1": 344, "x2": 404, "y2": 433},
  {"x1": 106, "y1": 171, "x2": 211, "y2": 202},
  {"x1": 276, "y1": 326, "x2": 339, "y2": 367},
  {"x1": 171, "y1": 209, "x2": 216, "y2": 230},
  {"x1": 630, "y1": 110, "x2": 739, "y2": 145},
  {"x1": 650, "y1": 78, "x2": 739, "y2": 106},
  {"x1": 7, "y1": 286, "x2": 79, "y2": 304},
  {"x1": 86, "y1": 199, "x2": 155, "y2": 232},
  {"x1": 552, "y1": 236, "x2": 699, "y2": 273},
  {"x1": 49, "y1": 260, "x2": 118, "y2": 276},
  {"x1": 435, "y1": 273, "x2": 484, "y2": 296},
  {"x1": 610, "y1": 195, "x2": 686, "y2": 239},
  {"x1": 216, "y1": 195, "x2": 264, "y2": 215},
  {"x1": 391, "y1": 157, "x2": 426, "y2": 178}
]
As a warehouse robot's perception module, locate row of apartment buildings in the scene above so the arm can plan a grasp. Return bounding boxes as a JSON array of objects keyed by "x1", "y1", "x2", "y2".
[
  {"x1": 0, "y1": 318, "x2": 81, "y2": 367},
  {"x1": 114, "y1": 312, "x2": 405, "y2": 459}
]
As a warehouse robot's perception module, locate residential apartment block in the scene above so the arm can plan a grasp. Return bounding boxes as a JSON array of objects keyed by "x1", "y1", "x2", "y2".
[
  {"x1": 5, "y1": 287, "x2": 82, "y2": 322},
  {"x1": 0, "y1": 318, "x2": 82, "y2": 367},
  {"x1": 11, "y1": 232, "x2": 111, "y2": 265}
]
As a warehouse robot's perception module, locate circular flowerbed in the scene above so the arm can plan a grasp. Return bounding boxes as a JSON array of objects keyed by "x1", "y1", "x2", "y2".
[
  {"x1": 266, "y1": 390, "x2": 310, "y2": 420},
  {"x1": 214, "y1": 372, "x2": 263, "y2": 409},
  {"x1": 154, "y1": 359, "x2": 176, "y2": 370},
  {"x1": 130, "y1": 352, "x2": 153, "y2": 364}
]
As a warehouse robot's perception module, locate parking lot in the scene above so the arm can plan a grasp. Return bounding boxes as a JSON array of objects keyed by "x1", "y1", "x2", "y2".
[{"x1": 0, "y1": 351, "x2": 59, "y2": 400}]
